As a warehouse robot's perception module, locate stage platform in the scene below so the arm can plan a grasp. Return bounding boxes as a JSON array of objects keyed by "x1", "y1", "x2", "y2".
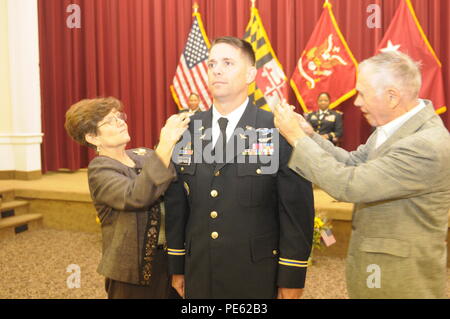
[
  {"x1": 0, "y1": 170, "x2": 98, "y2": 233},
  {"x1": 0, "y1": 171, "x2": 448, "y2": 265}
]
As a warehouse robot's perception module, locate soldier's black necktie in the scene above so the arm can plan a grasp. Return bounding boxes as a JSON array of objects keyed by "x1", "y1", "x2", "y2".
[{"x1": 217, "y1": 117, "x2": 228, "y2": 163}]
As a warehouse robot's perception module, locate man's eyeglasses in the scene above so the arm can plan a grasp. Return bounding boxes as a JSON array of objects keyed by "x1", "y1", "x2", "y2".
[{"x1": 97, "y1": 112, "x2": 127, "y2": 128}]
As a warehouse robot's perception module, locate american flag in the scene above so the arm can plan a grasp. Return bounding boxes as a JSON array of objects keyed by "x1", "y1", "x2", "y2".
[
  {"x1": 171, "y1": 12, "x2": 212, "y2": 111},
  {"x1": 320, "y1": 229, "x2": 336, "y2": 247}
]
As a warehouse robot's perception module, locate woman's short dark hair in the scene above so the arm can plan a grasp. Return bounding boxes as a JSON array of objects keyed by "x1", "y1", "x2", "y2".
[
  {"x1": 318, "y1": 92, "x2": 331, "y2": 100},
  {"x1": 64, "y1": 97, "x2": 124, "y2": 149},
  {"x1": 211, "y1": 36, "x2": 256, "y2": 66}
]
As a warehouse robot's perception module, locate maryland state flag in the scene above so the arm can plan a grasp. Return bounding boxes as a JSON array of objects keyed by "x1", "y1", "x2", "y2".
[
  {"x1": 243, "y1": 3, "x2": 289, "y2": 112},
  {"x1": 376, "y1": 0, "x2": 446, "y2": 114},
  {"x1": 290, "y1": 1, "x2": 357, "y2": 113}
]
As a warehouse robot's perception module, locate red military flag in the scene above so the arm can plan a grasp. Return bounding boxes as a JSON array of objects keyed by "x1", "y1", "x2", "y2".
[
  {"x1": 170, "y1": 4, "x2": 212, "y2": 111},
  {"x1": 376, "y1": 0, "x2": 446, "y2": 114},
  {"x1": 290, "y1": 0, "x2": 357, "y2": 113}
]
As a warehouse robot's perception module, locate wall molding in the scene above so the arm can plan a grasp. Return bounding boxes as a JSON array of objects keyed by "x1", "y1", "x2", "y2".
[
  {"x1": 0, "y1": 133, "x2": 44, "y2": 145},
  {"x1": 0, "y1": 170, "x2": 42, "y2": 180}
]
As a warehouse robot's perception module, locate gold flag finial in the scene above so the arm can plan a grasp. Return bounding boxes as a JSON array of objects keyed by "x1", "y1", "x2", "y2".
[
  {"x1": 251, "y1": 0, "x2": 256, "y2": 8},
  {"x1": 193, "y1": 2, "x2": 199, "y2": 13}
]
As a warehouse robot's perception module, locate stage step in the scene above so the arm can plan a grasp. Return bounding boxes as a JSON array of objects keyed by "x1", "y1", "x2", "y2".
[
  {"x1": 0, "y1": 187, "x2": 15, "y2": 204},
  {"x1": 0, "y1": 213, "x2": 43, "y2": 240},
  {"x1": 0, "y1": 200, "x2": 29, "y2": 217}
]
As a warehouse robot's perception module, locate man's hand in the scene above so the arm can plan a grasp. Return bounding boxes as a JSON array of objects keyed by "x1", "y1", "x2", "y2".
[
  {"x1": 277, "y1": 287, "x2": 304, "y2": 299},
  {"x1": 172, "y1": 274, "x2": 185, "y2": 299},
  {"x1": 274, "y1": 103, "x2": 307, "y2": 147}
]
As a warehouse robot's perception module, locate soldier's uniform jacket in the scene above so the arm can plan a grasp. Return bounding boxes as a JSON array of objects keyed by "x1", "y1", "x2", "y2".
[
  {"x1": 305, "y1": 109, "x2": 343, "y2": 144},
  {"x1": 165, "y1": 100, "x2": 315, "y2": 299},
  {"x1": 88, "y1": 149, "x2": 176, "y2": 285}
]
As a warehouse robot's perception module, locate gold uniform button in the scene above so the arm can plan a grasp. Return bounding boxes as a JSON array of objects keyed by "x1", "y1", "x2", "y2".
[
  {"x1": 214, "y1": 170, "x2": 220, "y2": 177},
  {"x1": 256, "y1": 168, "x2": 262, "y2": 175},
  {"x1": 272, "y1": 250, "x2": 278, "y2": 256},
  {"x1": 210, "y1": 190, "x2": 218, "y2": 198},
  {"x1": 211, "y1": 232, "x2": 219, "y2": 239},
  {"x1": 180, "y1": 167, "x2": 185, "y2": 172},
  {"x1": 210, "y1": 211, "x2": 218, "y2": 219}
]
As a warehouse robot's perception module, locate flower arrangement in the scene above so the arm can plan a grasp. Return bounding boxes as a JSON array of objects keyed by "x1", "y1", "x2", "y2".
[
  {"x1": 313, "y1": 215, "x2": 331, "y2": 249},
  {"x1": 309, "y1": 215, "x2": 335, "y2": 265}
]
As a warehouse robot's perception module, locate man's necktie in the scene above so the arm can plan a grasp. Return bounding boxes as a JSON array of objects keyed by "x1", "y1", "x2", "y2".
[{"x1": 216, "y1": 117, "x2": 228, "y2": 163}]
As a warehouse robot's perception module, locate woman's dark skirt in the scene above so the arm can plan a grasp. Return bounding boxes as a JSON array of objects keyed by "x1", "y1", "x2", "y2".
[{"x1": 105, "y1": 248, "x2": 181, "y2": 299}]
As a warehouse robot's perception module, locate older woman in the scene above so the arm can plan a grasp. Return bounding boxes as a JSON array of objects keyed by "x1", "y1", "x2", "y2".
[{"x1": 65, "y1": 97, "x2": 189, "y2": 299}]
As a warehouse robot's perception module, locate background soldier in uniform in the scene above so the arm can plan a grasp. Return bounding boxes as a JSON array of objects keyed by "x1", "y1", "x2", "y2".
[
  {"x1": 165, "y1": 37, "x2": 314, "y2": 299},
  {"x1": 305, "y1": 92, "x2": 343, "y2": 145}
]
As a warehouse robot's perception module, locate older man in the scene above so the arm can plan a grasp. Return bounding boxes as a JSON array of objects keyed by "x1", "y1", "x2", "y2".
[{"x1": 274, "y1": 51, "x2": 450, "y2": 298}]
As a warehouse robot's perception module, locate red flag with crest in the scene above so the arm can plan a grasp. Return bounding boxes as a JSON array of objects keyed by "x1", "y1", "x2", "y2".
[{"x1": 290, "y1": 1, "x2": 357, "y2": 113}]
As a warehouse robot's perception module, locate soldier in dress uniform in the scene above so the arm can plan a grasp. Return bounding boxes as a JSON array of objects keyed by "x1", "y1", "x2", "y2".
[
  {"x1": 179, "y1": 93, "x2": 202, "y2": 114},
  {"x1": 305, "y1": 92, "x2": 343, "y2": 145},
  {"x1": 164, "y1": 37, "x2": 315, "y2": 299}
]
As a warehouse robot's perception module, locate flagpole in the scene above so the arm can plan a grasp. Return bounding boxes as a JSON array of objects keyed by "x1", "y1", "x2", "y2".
[{"x1": 251, "y1": 0, "x2": 256, "y2": 8}]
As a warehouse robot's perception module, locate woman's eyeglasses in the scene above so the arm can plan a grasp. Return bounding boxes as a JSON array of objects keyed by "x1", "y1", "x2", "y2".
[{"x1": 97, "y1": 112, "x2": 127, "y2": 128}]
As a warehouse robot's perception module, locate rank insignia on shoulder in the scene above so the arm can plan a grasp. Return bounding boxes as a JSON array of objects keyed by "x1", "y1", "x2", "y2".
[
  {"x1": 245, "y1": 125, "x2": 255, "y2": 131},
  {"x1": 133, "y1": 148, "x2": 147, "y2": 156}
]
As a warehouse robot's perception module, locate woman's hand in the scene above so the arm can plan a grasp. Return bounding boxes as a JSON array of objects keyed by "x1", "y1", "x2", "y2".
[
  {"x1": 156, "y1": 113, "x2": 190, "y2": 167},
  {"x1": 160, "y1": 112, "x2": 191, "y2": 145}
]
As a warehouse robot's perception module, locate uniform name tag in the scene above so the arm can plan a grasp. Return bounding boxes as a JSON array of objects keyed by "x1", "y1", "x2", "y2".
[{"x1": 177, "y1": 156, "x2": 192, "y2": 165}]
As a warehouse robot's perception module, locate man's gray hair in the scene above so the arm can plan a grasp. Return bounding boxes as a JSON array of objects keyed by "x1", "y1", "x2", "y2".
[{"x1": 359, "y1": 51, "x2": 422, "y2": 100}]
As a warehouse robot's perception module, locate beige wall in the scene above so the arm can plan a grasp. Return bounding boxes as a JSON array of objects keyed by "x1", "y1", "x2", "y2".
[
  {"x1": 0, "y1": 0, "x2": 43, "y2": 175},
  {"x1": 0, "y1": 0, "x2": 12, "y2": 132}
]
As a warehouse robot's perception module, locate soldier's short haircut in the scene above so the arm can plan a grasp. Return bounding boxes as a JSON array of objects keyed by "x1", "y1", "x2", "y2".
[{"x1": 211, "y1": 36, "x2": 256, "y2": 66}]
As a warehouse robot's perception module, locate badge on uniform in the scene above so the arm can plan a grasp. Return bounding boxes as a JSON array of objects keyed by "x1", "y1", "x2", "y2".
[
  {"x1": 255, "y1": 128, "x2": 273, "y2": 136},
  {"x1": 242, "y1": 143, "x2": 274, "y2": 156},
  {"x1": 177, "y1": 142, "x2": 193, "y2": 165},
  {"x1": 177, "y1": 156, "x2": 192, "y2": 165},
  {"x1": 325, "y1": 115, "x2": 335, "y2": 122}
]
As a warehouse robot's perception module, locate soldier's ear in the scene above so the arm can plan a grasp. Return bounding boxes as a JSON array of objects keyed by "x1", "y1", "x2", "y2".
[{"x1": 246, "y1": 66, "x2": 257, "y2": 84}]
